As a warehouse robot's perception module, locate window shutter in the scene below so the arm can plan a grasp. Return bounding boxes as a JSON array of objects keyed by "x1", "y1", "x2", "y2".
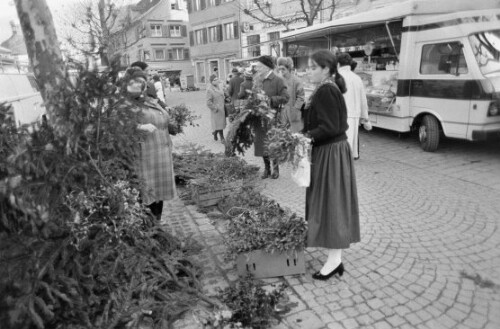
[
  {"x1": 135, "y1": 26, "x2": 139, "y2": 40},
  {"x1": 187, "y1": 0, "x2": 192, "y2": 13},
  {"x1": 215, "y1": 0, "x2": 221, "y2": 5},
  {"x1": 217, "y1": 24, "x2": 223, "y2": 42},
  {"x1": 233, "y1": 21, "x2": 239, "y2": 39},
  {"x1": 146, "y1": 25, "x2": 151, "y2": 37},
  {"x1": 200, "y1": 0, "x2": 206, "y2": 10},
  {"x1": 189, "y1": 31, "x2": 194, "y2": 46},
  {"x1": 202, "y1": 28, "x2": 208, "y2": 44},
  {"x1": 138, "y1": 49, "x2": 142, "y2": 61},
  {"x1": 184, "y1": 48, "x2": 190, "y2": 60},
  {"x1": 168, "y1": 49, "x2": 174, "y2": 60},
  {"x1": 181, "y1": 25, "x2": 187, "y2": 37}
]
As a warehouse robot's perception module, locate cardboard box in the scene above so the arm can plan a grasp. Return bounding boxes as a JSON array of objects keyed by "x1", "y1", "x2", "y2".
[{"x1": 236, "y1": 249, "x2": 305, "y2": 278}]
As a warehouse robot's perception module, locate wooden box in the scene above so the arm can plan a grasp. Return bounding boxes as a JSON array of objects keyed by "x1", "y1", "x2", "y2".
[
  {"x1": 190, "y1": 179, "x2": 243, "y2": 207},
  {"x1": 236, "y1": 249, "x2": 305, "y2": 278}
]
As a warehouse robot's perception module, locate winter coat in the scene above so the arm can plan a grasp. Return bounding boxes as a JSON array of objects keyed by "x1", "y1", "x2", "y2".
[{"x1": 206, "y1": 84, "x2": 227, "y2": 131}]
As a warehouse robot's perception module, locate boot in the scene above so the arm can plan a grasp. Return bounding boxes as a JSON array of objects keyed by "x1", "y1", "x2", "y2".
[
  {"x1": 271, "y1": 160, "x2": 279, "y2": 179},
  {"x1": 213, "y1": 131, "x2": 218, "y2": 141},
  {"x1": 219, "y1": 130, "x2": 225, "y2": 143},
  {"x1": 261, "y1": 157, "x2": 271, "y2": 179}
]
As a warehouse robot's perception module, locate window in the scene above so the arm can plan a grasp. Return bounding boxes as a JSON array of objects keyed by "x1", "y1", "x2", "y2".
[
  {"x1": 170, "y1": 48, "x2": 184, "y2": 60},
  {"x1": 208, "y1": 0, "x2": 216, "y2": 5},
  {"x1": 268, "y1": 31, "x2": 280, "y2": 56},
  {"x1": 155, "y1": 49, "x2": 165, "y2": 60},
  {"x1": 208, "y1": 26, "x2": 217, "y2": 42},
  {"x1": 469, "y1": 30, "x2": 500, "y2": 76},
  {"x1": 247, "y1": 34, "x2": 260, "y2": 57},
  {"x1": 195, "y1": 29, "x2": 203, "y2": 45},
  {"x1": 143, "y1": 50, "x2": 151, "y2": 61},
  {"x1": 420, "y1": 42, "x2": 468, "y2": 75},
  {"x1": 224, "y1": 22, "x2": 234, "y2": 40},
  {"x1": 170, "y1": 25, "x2": 181, "y2": 37},
  {"x1": 194, "y1": 0, "x2": 200, "y2": 11},
  {"x1": 150, "y1": 24, "x2": 162, "y2": 37}
]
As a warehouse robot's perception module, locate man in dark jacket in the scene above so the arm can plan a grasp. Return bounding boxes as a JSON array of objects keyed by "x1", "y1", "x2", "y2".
[
  {"x1": 254, "y1": 55, "x2": 289, "y2": 179},
  {"x1": 227, "y1": 67, "x2": 244, "y2": 107}
]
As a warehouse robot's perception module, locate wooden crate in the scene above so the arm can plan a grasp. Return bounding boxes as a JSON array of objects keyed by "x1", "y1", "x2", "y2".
[
  {"x1": 236, "y1": 249, "x2": 305, "y2": 278},
  {"x1": 190, "y1": 179, "x2": 243, "y2": 207}
]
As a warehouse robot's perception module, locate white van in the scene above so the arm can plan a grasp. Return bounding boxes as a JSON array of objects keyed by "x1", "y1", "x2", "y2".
[
  {"x1": 281, "y1": 0, "x2": 500, "y2": 151},
  {"x1": 0, "y1": 72, "x2": 45, "y2": 127}
]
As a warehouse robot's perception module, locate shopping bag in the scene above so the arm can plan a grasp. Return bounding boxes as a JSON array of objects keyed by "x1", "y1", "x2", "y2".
[{"x1": 291, "y1": 157, "x2": 310, "y2": 187}]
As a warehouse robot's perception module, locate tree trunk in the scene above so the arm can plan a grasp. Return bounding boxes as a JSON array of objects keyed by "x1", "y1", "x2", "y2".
[
  {"x1": 14, "y1": 0, "x2": 65, "y2": 120},
  {"x1": 98, "y1": 0, "x2": 110, "y2": 67}
]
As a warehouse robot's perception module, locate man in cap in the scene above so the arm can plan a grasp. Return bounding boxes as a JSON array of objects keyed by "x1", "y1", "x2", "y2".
[
  {"x1": 130, "y1": 61, "x2": 167, "y2": 108},
  {"x1": 227, "y1": 67, "x2": 244, "y2": 108},
  {"x1": 254, "y1": 55, "x2": 289, "y2": 179},
  {"x1": 276, "y1": 57, "x2": 305, "y2": 133},
  {"x1": 337, "y1": 53, "x2": 371, "y2": 160}
]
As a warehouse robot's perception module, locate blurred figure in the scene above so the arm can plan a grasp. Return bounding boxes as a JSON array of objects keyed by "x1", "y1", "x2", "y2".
[
  {"x1": 337, "y1": 53, "x2": 371, "y2": 160},
  {"x1": 206, "y1": 75, "x2": 226, "y2": 142},
  {"x1": 277, "y1": 57, "x2": 305, "y2": 133},
  {"x1": 238, "y1": 67, "x2": 254, "y2": 102},
  {"x1": 153, "y1": 75, "x2": 165, "y2": 103},
  {"x1": 130, "y1": 61, "x2": 167, "y2": 109}
]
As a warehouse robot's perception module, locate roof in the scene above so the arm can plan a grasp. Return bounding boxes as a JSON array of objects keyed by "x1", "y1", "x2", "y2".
[{"x1": 281, "y1": 0, "x2": 500, "y2": 40}]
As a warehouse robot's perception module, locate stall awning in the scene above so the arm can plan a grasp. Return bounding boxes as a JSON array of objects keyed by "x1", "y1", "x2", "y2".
[{"x1": 281, "y1": 0, "x2": 500, "y2": 41}]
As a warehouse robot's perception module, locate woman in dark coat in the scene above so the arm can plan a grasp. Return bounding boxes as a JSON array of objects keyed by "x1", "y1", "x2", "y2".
[{"x1": 302, "y1": 50, "x2": 360, "y2": 280}]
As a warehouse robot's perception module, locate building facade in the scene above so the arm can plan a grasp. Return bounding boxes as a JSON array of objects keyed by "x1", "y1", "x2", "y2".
[
  {"x1": 186, "y1": 0, "x2": 240, "y2": 87},
  {"x1": 109, "y1": 0, "x2": 193, "y2": 85}
]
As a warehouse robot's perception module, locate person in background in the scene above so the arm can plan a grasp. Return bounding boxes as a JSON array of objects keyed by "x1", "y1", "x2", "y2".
[
  {"x1": 117, "y1": 68, "x2": 176, "y2": 221},
  {"x1": 302, "y1": 50, "x2": 360, "y2": 281},
  {"x1": 238, "y1": 67, "x2": 254, "y2": 102},
  {"x1": 228, "y1": 67, "x2": 244, "y2": 108},
  {"x1": 210, "y1": 67, "x2": 218, "y2": 82},
  {"x1": 276, "y1": 57, "x2": 305, "y2": 133},
  {"x1": 206, "y1": 75, "x2": 226, "y2": 142},
  {"x1": 253, "y1": 55, "x2": 289, "y2": 179},
  {"x1": 153, "y1": 75, "x2": 166, "y2": 104},
  {"x1": 337, "y1": 53, "x2": 371, "y2": 160},
  {"x1": 130, "y1": 61, "x2": 167, "y2": 109}
]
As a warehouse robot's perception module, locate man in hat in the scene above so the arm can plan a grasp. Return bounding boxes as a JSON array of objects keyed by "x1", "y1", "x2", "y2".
[
  {"x1": 277, "y1": 56, "x2": 305, "y2": 133},
  {"x1": 337, "y1": 53, "x2": 371, "y2": 160},
  {"x1": 227, "y1": 67, "x2": 244, "y2": 108},
  {"x1": 130, "y1": 61, "x2": 167, "y2": 109},
  {"x1": 254, "y1": 55, "x2": 289, "y2": 179}
]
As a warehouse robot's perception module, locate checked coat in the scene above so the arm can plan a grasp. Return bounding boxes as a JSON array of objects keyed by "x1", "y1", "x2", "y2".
[{"x1": 122, "y1": 97, "x2": 176, "y2": 204}]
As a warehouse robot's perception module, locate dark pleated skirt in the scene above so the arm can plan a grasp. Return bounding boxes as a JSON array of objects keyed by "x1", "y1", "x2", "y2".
[{"x1": 306, "y1": 139, "x2": 360, "y2": 249}]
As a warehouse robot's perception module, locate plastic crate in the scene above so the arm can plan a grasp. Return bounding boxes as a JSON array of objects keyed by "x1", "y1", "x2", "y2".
[{"x1": 236, "y1": 249, "x2": 305, "y2": 278}]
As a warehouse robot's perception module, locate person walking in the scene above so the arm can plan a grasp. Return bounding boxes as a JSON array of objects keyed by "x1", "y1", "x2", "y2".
[
  {"x1": 206, "y1": 75, "x2": 226, "y2": 142},
  {"x1": 337, "y1": 53, "x2": 371, "y2": 160},
  {"x1": 302, "y1": 50, "x2": 360, "y2": 280},
  {"x1": 117, "y1": 68, "x2": 176, "y2": 221},
  {"x1": 276, "y1": 57, "x2": 305, "y2": 133},
  {"x1": 253, "y1": 55, "x2": 289, "y2": 179}
]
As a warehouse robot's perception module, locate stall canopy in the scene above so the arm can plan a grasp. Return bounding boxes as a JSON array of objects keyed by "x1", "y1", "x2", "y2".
[{"x1": 281, "y1": 0, "x2": 500, "y2": 41}]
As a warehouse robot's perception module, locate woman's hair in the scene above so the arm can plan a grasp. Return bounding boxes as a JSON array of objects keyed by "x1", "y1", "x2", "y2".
[
  {"x1": 310, "y1": 50, "x2": 347, "y2": 94},
  {"x1": 153, "y1": 75, "x2": 160, "y2": 82}
]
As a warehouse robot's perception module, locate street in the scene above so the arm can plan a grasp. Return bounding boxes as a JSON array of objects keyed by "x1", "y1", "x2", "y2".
[{"x1": 168, "y1": 90, "x2": 500, "y2": 329}]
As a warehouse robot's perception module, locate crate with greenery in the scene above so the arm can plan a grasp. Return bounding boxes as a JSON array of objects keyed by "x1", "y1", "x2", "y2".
[{"x1": 223, "y1": 196, "x2": 307, "y2": 278}]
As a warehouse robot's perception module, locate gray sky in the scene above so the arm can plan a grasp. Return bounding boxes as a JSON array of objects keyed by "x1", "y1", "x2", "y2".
[{"x1": 0, "y1": 0, "x2": 82, "y2": 44}]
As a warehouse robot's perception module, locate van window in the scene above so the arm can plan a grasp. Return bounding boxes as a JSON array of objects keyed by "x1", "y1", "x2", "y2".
[
  {"x1": 469, "y1": 29, "x2": 500, "y2": 76},
  {"x1": 420, "y1": 42, "x2": 468, "y2": 75}
]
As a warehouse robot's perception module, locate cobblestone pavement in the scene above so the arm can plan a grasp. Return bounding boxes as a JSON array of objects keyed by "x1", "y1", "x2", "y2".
[{"x1": 163, "y1": 90, "x2": 500, "y2": 329}]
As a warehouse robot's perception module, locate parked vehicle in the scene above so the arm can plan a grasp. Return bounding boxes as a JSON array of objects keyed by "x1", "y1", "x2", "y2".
[
  {"x1": 0, "y1": 72, "x2": 45, "y2": 127},
  {"x1": 282, "y1": 0, "x2": 500, "y2": 151}
]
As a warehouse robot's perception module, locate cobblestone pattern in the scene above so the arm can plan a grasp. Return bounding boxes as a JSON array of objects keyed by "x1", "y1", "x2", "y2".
[{"x1": 165, "y1": 91, "x2": 500, "y2": 329}]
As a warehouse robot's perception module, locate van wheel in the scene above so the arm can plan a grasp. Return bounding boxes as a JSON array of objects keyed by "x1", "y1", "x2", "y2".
[{"x1": 418, "y1": 115, "x2": 440, "y2": 152}]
